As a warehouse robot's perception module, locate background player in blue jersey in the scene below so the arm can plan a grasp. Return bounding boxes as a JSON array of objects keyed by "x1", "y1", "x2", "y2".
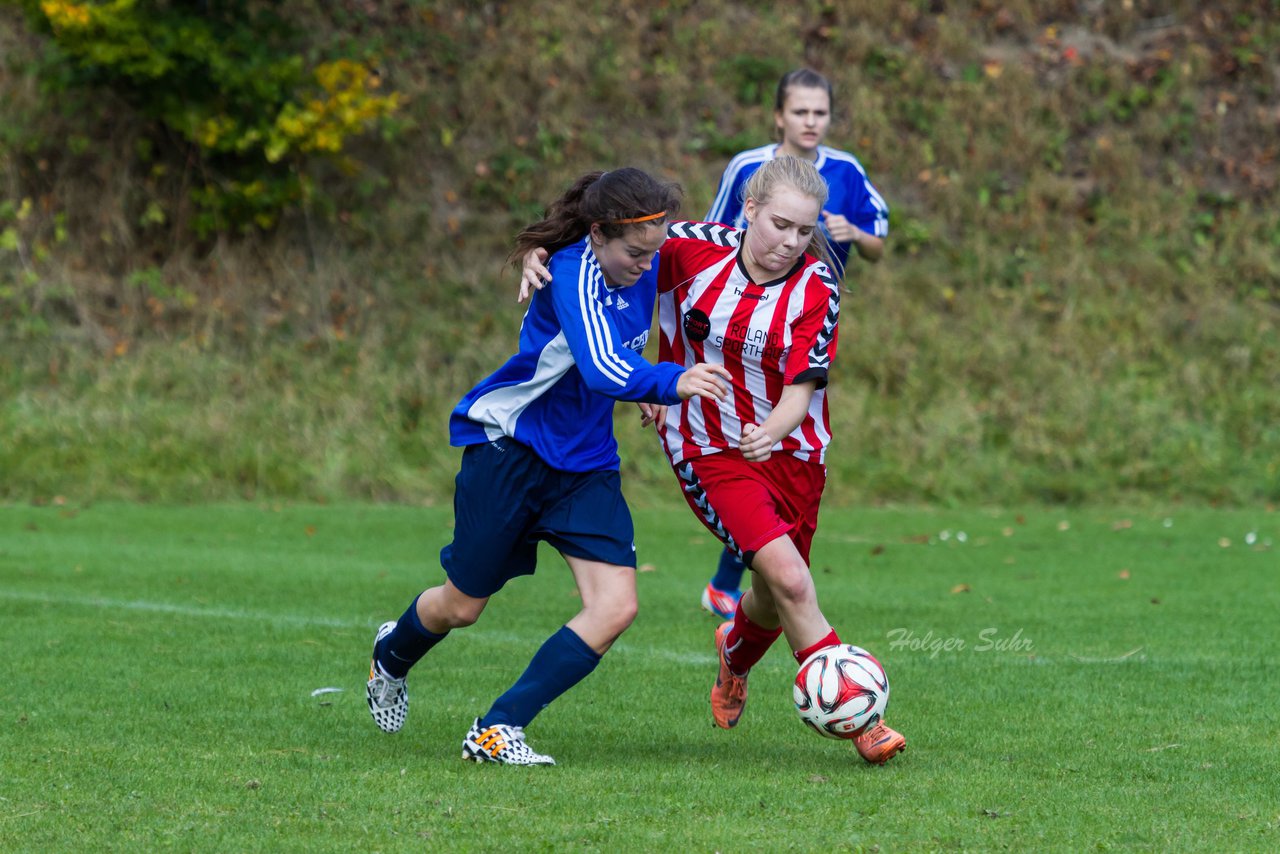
[
  {"x1": 365, "y1": 168, "x2": 731, "y2": 765},
  {"x1": 700, "y1": 67, "x2": 891, "y2": 620}
]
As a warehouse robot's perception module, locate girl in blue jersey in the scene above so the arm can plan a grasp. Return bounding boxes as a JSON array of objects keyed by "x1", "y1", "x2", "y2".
[
  {"x1": 706, "y1": 68, "x2": 889, "y2": 277},
  {"x1": 700, "y1": 68, "x2": 891, "y2": 620},
  {"x1": 364, "y1": 168, "x2": 730, "y2": 766}
]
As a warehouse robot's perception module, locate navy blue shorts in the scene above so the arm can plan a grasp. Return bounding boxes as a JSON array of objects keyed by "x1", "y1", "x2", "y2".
[{"x1": 440, "y1": 437, "x2": 637, "y2": 598}]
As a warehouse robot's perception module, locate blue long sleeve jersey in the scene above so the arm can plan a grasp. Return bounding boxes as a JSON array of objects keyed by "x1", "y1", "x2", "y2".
[
  {"x1": 706, "y1": 143, "x2": 889, "y2": 280},
  {"x1": 450, "y1": 236, "x2": 684, "y2": 472}
]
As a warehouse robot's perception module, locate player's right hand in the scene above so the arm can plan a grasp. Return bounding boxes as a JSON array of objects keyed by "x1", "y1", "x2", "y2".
[
  {"x1": 676, "y1": 363, "x2": 732, "y2": 401},
  {"x1": 738, "y1": 422, "x2": 775, "y2": 462}
]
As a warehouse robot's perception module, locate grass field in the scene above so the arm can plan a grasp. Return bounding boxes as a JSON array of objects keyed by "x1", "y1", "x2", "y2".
[{"x1": 1, "y1": 501, "x2": 1277, "y2": 852}]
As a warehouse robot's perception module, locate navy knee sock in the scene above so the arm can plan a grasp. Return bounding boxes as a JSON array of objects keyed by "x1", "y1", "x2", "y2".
[
  {"x1": 375, "y1": 594, "x2": 448, "y2": 679},
  {"x1": 710, "y1": 547, "x2": 746, "y2": 593},
  {"x1": 480, "y1": 625, "x2": 601, "y2": 729}
]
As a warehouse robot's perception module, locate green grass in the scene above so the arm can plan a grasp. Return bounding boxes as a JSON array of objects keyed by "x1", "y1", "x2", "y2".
[{"x1": 2, "y1": 502, "x2": 1278, "y2": 851}]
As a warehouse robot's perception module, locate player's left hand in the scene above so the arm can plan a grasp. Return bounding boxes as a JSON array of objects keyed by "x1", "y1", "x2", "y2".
[
  {"x1": 739, "y1": 423, "x2": 775, "y2": 462},
  {"x1": 638, "y1": 402, "x2": 667, "y2": 431},
  {"x1": 518, "y1": 248, "x2": 551, "y2": 303}
]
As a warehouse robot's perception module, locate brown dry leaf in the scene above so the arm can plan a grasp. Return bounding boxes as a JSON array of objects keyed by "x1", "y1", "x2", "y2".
[
  {"x1": 305, "y1": 525, "x2": 317, "y2": 537},
  {"x1": 1118, "y1": 569, "x2": 1130, "y2": 580},
  {"x1": 1112, "y1": 519, "x2": 1133, "y2": 530},
  {"x1": 1002, "y1": 527, "x2": 1014, "y2": 537},
  {"x1": 1057, "y1": 520, "x2": 1071, "y2": 531},
  {"x1": 637, "y1": 563, "x2": 656, "y2": 573},
  {"x1": 870, "y1": 545, "x2": 885, "y2": 556},
  {"x1": 1218, "y1": 537, "x2": 1231, "y2": 548},
  {"x1": 951, "y1": 583, "x2": 972, "y2": 594}
]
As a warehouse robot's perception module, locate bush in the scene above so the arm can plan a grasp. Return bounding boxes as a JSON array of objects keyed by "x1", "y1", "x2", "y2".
[{"x1": 8, "y1": 0, "x2": 401, "y2": 234}]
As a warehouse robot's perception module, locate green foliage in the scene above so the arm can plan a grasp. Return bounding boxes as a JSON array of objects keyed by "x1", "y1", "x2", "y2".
[
  {"x1": 0, "y1": 196, "x2": 70, "y2": 340},
  {"x1": 2, "y1": 2, "x2": 1280, "y2": 506},
  {"x1": 8, "y1": 0, "x2": 401, "y2": 234},
  {"x1": 716, "y1": 53, "x2": 788, "y2": 106}
]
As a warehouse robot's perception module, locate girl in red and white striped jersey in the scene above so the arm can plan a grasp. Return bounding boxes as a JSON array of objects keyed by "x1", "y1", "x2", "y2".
[
  {"x1": 521, "y1": 157, "x2": 904, "y2": 764},
  {"x1": 701, "y1": 67, "x2": 890, "y2": 622},
  {"x1": 653, "y1": 156, "x2": 901, "y2": 763}
]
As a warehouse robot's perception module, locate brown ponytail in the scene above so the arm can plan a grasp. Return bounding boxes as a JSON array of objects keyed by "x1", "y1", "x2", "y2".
[{"x1": 508, "y1": 168, "x2": 682, "y2": 268}]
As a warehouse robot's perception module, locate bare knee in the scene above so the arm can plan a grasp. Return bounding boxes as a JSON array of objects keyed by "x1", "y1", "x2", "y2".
[
  {"x1": 440, "y1": 599, "x2": 485, "y2": 629},
  {"x1": 581, "y1": 590, "x2": 637, "y2": 645},
  {"x1": 762, "y1": 563, "x2": 816, "y2": 609},
  {"x1": 418, "y1": 584, "x2": 487, "y2": 631},
  {"x1": 610, "y1": 595, "x2": 639, "y2": 634}
]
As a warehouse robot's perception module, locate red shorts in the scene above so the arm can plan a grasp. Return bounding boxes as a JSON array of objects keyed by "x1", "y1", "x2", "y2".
[{"x1": 672, "y1": 450, "x2": 826, "y2": 566}]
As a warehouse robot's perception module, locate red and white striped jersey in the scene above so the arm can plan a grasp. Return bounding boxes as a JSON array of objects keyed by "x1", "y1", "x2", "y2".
[{"x1": 655, "y1": 221, "x2": 840, "y2": 465}]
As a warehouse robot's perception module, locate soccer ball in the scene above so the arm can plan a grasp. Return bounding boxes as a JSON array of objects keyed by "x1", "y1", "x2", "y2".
[{"x1": 793, "y1": 644, "x2": 889, "y2": 739}]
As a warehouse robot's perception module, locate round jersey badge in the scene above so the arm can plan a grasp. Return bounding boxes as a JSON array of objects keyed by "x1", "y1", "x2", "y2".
[{"x1": 683, "y1": 308, "x2": 711, "y2": 342}]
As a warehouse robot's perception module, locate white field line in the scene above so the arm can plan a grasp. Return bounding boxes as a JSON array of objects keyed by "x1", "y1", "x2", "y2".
[
  {"x1": 0, "y1": 588, "x2": 716, "y2": 665},
  {"x1": 0, "y1": 588, "x2": 358, "y2": 629}
]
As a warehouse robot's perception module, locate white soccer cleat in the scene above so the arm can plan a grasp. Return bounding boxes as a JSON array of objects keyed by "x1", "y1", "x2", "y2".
[
  {"x1": 461, "y1": 718, "x2": 556, "y2": 766},
  {"x1": 366, "y1": 620, "x2": 408, "y2": 733}
]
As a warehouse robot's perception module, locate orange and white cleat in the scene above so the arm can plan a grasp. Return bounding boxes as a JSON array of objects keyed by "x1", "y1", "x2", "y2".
[
  {"x1": 854, "y1": 720, "x2": 906, "y2": 765},
  {"x1": 710, "y1": 621, "x2": 748, "y2": 729}
]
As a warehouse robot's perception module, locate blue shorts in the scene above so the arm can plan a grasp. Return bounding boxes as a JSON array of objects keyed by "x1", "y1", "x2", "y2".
[{"x1": 441, "y1": 437, "x2": 637, "y2": 598}]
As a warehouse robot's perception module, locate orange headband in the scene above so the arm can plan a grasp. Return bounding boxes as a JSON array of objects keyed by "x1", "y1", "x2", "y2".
[{"x1": 610, "y1": 211, "x2": 667, "y2": 224}]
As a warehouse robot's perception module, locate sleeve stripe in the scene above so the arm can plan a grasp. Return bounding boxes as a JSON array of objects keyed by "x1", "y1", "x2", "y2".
[
  {"x1": 822, "y1": 146, "x2": 890, "y2": 227},
  {"x1": 808, "y1": 264, "x2": 840, "y2": 367},
  {"x1": 668, "y1": 221, "x2": 740, "y2": 247},
  {"x1": 576, "y1": 252, "x2": 633, "y2": 387},
  {"x1": 706, "y1": 146, "x2": 772, "y2": 224}
]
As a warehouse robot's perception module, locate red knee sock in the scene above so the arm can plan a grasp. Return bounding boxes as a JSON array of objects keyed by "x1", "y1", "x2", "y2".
[
  {"x1": 793, "y1": 628, "x2": 841, "y2": 665},
  {"x1": 724, "y1": 609, "x2": 783, "y2": 675}
]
